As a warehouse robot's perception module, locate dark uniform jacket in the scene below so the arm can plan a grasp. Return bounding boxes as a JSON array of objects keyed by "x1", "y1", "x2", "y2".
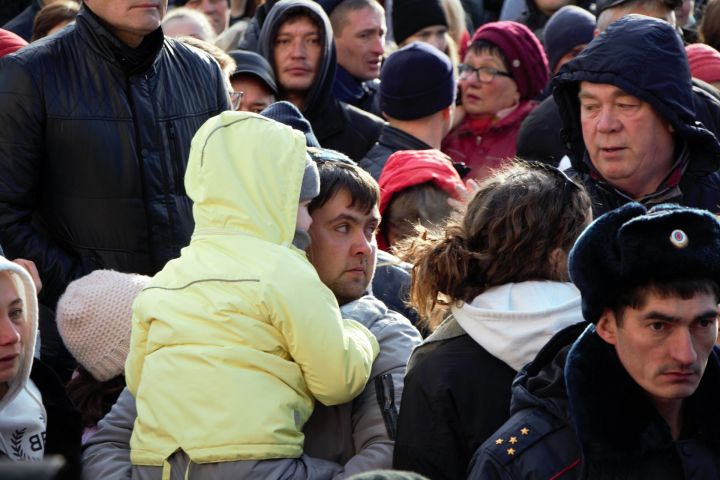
[
  {"x1": 468, "y1": 323, "x2": 720, "y2": 479},
  {"x1": 0, "y1": 5, "x2": 229, "y2": 307},
  {"x1": 552, "y1": 16, "x2": 720, "y2": 217},
  {"x1": 256, "y1": 0, "x2": 385, "y2": 162}
]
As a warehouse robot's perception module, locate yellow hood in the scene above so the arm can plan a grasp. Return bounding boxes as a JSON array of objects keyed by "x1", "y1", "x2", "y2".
[{"x1": 185, "y1": 111, "x2": 308, "y2": 245}]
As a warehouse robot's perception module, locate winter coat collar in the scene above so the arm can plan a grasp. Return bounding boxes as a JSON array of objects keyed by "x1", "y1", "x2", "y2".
[
  {"x1": 453, "y1": 100, "x2": 537, "y2": 138},
  {"x1": 76, "y1": 4, "x2": 164, "y2": 76},
  {"x1": 565, "y1": 325, "x2": 720, "y2": 461}
]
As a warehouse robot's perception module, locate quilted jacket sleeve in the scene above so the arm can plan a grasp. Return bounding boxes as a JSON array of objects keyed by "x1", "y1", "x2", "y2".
[{"x1": 0, "y1": 56, "x2": 87, "y2": 305}]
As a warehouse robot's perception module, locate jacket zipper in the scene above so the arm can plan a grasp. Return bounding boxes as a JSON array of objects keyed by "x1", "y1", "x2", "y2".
[
  {"x1": 166, "y1": 122, "x2": 185, "y2": 195},
  {"x1": 375, "y1": 373, "x2": 398, "y2": 440}
]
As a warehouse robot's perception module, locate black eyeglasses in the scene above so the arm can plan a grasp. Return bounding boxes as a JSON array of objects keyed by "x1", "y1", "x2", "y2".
[{"x1": 458, "y1": 64, "x2": 513, "y2": 83}]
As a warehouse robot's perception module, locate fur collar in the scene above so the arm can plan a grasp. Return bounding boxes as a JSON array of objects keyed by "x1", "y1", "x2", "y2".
[{"x1": 565, "y1": 325, "x2": 720, "y2": 461}]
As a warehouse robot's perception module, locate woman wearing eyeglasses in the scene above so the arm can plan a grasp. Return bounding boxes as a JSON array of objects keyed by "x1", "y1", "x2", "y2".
[
  {"x1": 442, "y1": 22, "x2": 549, "y2": 180},
  {"x1": 392, "y1": 161, "x2": 592, "y2": 480}
]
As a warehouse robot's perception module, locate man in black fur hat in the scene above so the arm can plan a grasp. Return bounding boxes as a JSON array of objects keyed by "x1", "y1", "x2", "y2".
[{"x1": 468, "y1": 202, "x2": 720, "y2": 479}]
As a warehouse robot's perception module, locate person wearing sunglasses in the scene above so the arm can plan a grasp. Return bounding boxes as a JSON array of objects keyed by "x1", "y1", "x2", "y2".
[{"x1": 442, "y1": 21, "x2": 548, "y2": 180}]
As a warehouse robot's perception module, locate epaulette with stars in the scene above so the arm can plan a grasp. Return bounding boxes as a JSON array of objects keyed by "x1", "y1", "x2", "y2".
[{"x1": 479, "y1": 409, "x2": 570, "y2": 467}]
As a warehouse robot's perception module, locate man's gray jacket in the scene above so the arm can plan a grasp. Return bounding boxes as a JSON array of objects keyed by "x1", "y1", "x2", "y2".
[{"x1": 81, "y1": 295, "x2": 421, "y2": 479}]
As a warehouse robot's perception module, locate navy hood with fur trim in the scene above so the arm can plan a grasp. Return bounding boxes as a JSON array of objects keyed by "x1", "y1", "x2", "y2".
[{"x1": 553, "y1": 15, "x2": 720, "y2": 176}]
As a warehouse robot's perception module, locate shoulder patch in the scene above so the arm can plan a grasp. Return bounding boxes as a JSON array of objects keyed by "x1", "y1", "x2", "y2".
[{"x1": 480, "y1": 409, "x2": 566, "y2": 467}]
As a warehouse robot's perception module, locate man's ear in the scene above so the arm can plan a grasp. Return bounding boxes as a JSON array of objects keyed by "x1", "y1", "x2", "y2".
[
  {"x1": 596, "y1": 308, "x2": 618, "y2": 345},
  {"x1": 441, "y1": 106, "x2": 452, "y2": 120}
]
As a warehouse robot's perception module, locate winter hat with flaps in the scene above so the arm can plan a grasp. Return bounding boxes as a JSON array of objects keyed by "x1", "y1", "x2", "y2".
[
  {"x1": 568, "y1": 203, "x2": 720, "y2": 324},
  {"x1": 57, "y1": 270, "x2": 150, "y2": 382},
  {"x1": 469, "y1": 21, "x2": 549, "y2": 100}
]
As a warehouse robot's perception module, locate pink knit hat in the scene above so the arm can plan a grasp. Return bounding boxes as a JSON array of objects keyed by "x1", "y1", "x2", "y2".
[
  {"x1": 686, "y1": 43, "x2": 720, "y2": 84},
  {"x1": 57, "y1": 270, "x2": 149, "y2": 382},
  {"x1": 469, "y1": 21, "x2": 549, "y2": 100}
]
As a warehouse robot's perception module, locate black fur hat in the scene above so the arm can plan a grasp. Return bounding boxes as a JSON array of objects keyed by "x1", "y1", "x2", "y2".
[{"x1": 569, "y1": 203, "x2": 720, "y2": 323}]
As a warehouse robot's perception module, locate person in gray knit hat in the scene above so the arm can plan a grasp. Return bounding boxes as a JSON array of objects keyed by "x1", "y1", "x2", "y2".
[{"x1": 469, "y1": 202, "x2": 720, "y2": 478}]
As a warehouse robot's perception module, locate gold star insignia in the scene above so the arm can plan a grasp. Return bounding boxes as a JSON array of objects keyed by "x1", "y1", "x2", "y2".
[
  {"x1": 495, "y1": 438, "x2": 504, "y2": 445},
  {"x1": 509, "y1": 436, "x2": 518, "y2": 444},
  {"x1": 507, "y1": 448, "x2": 516, "y2": 456},
  {"x1": 520, "y1": 428, "x2": 529, "y2": 436}
]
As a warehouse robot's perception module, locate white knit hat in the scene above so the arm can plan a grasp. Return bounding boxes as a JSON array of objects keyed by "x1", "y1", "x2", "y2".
[{"x1": 57, "y1": 270, "x2": 149, "y2": 382}]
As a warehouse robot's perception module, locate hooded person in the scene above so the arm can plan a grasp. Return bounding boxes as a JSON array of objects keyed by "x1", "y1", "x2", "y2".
[
  {"x1": 256, "y1": 0, "x2": 386, "y2": 162},
  {"x1": 0, "y1": 256, "x2": 81, "y2": 479},
  {"x1": 553, "y1": 15, "x2": 720, "y2": 216},
  {"x1": 126, "y1": 112, "x2": 379, "y2": 479}
]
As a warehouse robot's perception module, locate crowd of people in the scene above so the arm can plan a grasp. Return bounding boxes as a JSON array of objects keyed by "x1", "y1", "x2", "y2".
[{"x1": 1, "y1": 0, "x2": 720, "y2": 478}]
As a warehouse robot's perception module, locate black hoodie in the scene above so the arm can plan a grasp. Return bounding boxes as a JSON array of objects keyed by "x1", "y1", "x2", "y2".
[{"x1": 256, "y1": 0, "x2": 384, "y2": 161}]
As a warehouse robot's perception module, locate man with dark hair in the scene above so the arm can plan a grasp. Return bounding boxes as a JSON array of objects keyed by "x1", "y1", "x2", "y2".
[
  {"x1": 256, "y1": 0, "x2": 385, "y2": 162},
  {"x1": 325, "y1": 0, "x2": 385, "y2": 116},
  {"x1": 468, "y1": 202, "x2": 720, "y2": 478},
  {"x1": 0, "y1": 0, "x2": 229, "y2": 377},
  {"x1": 81, "y1": 155, "x2": 421, "y2": 479}
]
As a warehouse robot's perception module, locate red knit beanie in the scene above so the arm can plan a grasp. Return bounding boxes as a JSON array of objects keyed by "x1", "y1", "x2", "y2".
[
  {"x1": 686, "y1": 43, "x2": 720, "y2": 84},
  {"x1": 469, "y1": 21, "x2": 549, "y2": 100}
]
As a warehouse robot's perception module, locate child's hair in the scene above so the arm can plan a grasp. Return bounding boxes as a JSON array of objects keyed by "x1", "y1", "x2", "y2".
[
  {"x1": 66, "y1": 367, "x2": 126, "y2": 429},
  {"x1": 382, "y1": 182, "x2": 453, "y2": 249},
  {"x1": 399, "y1": 160, "x2": 592, "y2": 326}
]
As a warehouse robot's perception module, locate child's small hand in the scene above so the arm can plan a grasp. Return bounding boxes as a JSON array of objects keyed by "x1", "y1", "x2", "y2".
[{"x1": 13, "y1": 258, "x2": 42, "y2": 294}]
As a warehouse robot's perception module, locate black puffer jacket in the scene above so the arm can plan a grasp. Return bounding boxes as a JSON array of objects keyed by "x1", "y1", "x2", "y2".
[
  {"x1": 0, "y1": 6, "x2": 229, "y2": 306},
  {"x1": 552, "y1": 15, "x2": 720, "y2": 217},
  {"x1": 468, "y1": 324, "x2": 720, "y2": 479},
  {"x1": 256, "y1": 0, "x2": 385, "y2": 162}
]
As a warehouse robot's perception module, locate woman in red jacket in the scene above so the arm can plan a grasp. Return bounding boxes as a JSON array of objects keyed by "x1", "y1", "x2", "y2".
[{"x1": 442, "y1": 21, "x2": 549, "y2": 180}]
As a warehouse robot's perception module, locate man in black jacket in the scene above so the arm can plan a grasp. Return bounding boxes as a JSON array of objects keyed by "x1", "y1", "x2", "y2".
[
  {"x1": 469, "y1": 202, "x2": 720, "y2": 479},
  {"x1": 552, "y1": 15, "x2": 720, "y2": 216},
  {"x1": 256, "y1": 0, "x2": 385, "y2": 162},
  {"x1": 359, "y1": 41, "x2": 455, "y2": 181},
  {"x1": 0, "y1": 0, "x2": 229, "y2": 376}
]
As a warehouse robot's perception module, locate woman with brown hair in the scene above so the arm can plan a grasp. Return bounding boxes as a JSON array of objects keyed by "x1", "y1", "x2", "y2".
[{"x1": 392, "y1": 161, "x2": 592, "y2": 480}]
